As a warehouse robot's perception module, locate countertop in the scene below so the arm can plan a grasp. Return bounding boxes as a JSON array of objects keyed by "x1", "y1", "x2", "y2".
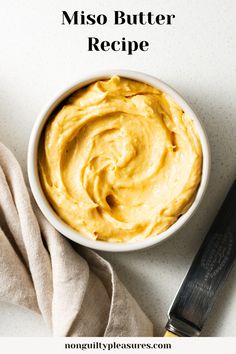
[{"x1": 0, "y1": 0, "x2": 236, "y2": 336}]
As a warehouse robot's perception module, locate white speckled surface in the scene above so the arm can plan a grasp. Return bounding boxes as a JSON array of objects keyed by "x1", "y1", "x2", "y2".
[{"x1": 0, "y1": 0, "x2": 236, "y2": 337}]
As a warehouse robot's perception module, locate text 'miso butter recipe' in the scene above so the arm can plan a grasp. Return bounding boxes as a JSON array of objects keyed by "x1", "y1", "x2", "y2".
[{"x1": 39, "y1": 76, "x2": 202, "y2": 243}]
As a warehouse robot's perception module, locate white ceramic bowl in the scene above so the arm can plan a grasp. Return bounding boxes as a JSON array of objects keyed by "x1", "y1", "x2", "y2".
[{"x1": 28, "y1": 70, "x2": 210, "y2": 252}]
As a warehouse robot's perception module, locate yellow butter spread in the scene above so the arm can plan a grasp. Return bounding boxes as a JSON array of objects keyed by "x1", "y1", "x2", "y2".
[{"x1": 39, "y1": 76, "x2": 202, "y2": 242}]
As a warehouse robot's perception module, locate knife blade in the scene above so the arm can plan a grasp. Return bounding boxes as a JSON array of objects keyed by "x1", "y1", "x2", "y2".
[{"x1": 164, "y1": 179, "x2": 236, "y2": 337}]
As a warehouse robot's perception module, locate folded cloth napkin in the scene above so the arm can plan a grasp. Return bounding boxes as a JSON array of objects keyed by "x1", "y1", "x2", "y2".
[{"x1": 0, "y1": 142, "x2": 153, "y2": 336}]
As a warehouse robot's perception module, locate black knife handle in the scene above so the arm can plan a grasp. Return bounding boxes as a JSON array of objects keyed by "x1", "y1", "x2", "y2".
[{"x1": 166, "y1": 179, "x2": 236, "y2": 336}]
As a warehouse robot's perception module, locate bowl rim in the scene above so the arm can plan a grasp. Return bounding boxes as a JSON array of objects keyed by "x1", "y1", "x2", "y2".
[{"x1": 27, "y1": 69, "x2": 211, "y2": 252}]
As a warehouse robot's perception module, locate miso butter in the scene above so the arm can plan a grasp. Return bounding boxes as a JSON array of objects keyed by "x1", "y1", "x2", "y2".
[{"x1": 39, "y1": 76, "x2": 202, "y2": 242}]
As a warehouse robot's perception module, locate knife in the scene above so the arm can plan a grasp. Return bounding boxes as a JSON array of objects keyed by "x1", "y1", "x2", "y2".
[{"x1": 164, "y1": 179, "x2": 236, "y2": 337}]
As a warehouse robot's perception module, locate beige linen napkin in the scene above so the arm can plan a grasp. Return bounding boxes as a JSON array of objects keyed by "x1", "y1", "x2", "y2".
[{"x1": 0, "y1": 142, "x2": 153, "y2": 336}]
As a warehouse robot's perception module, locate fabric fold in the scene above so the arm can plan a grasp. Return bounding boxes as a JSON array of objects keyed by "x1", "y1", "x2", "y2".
[{"x1": 0, "y1": 142, "x2": 153, "y2": 336}]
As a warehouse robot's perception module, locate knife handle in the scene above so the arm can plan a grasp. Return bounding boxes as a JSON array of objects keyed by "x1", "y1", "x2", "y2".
[{"x1": 164, "y1": 330, "x2": 179, "y2": 337}]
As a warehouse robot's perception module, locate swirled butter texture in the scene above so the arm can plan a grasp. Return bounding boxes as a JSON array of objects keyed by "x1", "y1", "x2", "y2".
[{"x1": 39, "y1": 76, "x2": 202, "y2": 242}]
